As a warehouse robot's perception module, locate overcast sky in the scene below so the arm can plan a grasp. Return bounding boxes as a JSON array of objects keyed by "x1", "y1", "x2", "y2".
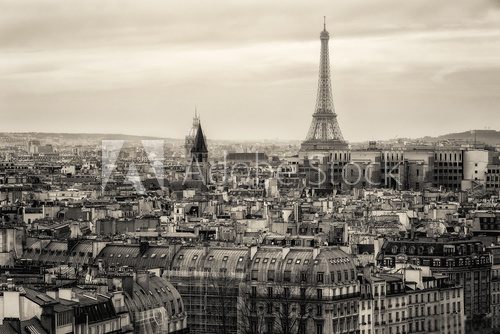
[{"x1": 1, "y1": 0, "x2": 499, "y2": 142}]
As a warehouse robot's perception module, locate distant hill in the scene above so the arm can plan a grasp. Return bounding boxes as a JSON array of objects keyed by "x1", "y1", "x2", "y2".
[
  {"x1": 0, "y1": 132, "x2": 181, "y2": 143},
  {"x1": 422, "y1": 130, "x2": 500, "y2": 146}
]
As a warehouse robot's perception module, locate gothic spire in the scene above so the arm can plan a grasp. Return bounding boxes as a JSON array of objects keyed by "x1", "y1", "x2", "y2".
[{"x1": 191, "y1": 123, "x2": 208, "y2": 154}]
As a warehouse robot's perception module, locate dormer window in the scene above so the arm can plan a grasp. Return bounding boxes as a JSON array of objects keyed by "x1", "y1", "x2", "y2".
[{"x1": 391, "y1": 246, "x2": 398, "y2": 254}]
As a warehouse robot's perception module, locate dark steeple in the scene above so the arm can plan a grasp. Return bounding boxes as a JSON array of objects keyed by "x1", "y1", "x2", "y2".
[
  {"x1": 190, "y1": 123, "x2": 208, "y2": 164},
  {"x1": 191, "y1": 123, "x2": 208, "y2": 154}
]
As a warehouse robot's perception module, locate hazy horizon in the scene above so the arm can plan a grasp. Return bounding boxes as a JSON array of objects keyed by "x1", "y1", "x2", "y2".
[{"x1": 1, "y1": 0, "x2": 500, "y2": 141}]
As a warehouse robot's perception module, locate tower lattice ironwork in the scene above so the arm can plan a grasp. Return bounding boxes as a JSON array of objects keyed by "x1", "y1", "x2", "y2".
[{"x1": 301, "y1": 19, "x2": 347, "y2": 153}]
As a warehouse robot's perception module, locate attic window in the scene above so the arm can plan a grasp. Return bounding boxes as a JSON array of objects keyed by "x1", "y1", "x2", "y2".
[
  {"x1": 263, "y1": 258, "x2": 269, "y2": 263},
  {"x1": 160, "y1": 254, "x2": 167, "y2": 258},
  {"x1": 223, "y1": 256, "x2": 228, "y2": 262},
  {"x1": 125, "y1": 254, "x2": 130, "y2": 258},
  {"x1": 314, "y1": 260, "x2": 319, "y2": 265},
  {"x1": 151, "y1": 254, "x2": 156, "y2": 258},
  {"x1": 304, "y1": 260, "x2": 310, "y2": 265},
  {"x1": 109, "y1": 254, "x2": 114, "y2": 258},
  {"x1": 238, "y1": 257, "x2": 243, "y2": 262},
  {"x1": 287, "y1": 259, "x2": 293, "y2": 264},
  {"x1": 271, "y1": 258, "x2": 276, "y2": 263},
  {"x1": 295, "y1": 259, "x2": 301, "y2": 264},
  {"x1": 117, "y1": 254, "x2": 122, "y2": 258},
  {"x1": 179, "y1": 255, "x2": 184, "y2": 260},
  {"x1": 255, "y1": 258, "x2": 260, "y2": 263},
  {"x1": 208, "y1": 256, "x2": 214, "y2": 261},
  {"x1": 192, "y1": 255, "x2": 198, "y2": 260}
]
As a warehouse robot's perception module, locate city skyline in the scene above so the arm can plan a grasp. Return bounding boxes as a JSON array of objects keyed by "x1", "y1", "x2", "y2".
[{"x1": 1, "y1": 0, "x2": 500, "y2": 141}]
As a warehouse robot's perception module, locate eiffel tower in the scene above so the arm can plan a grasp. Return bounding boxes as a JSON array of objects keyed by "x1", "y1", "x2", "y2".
[{"x1": 300, "y1": 19, "x2": 347, "y2": 156}]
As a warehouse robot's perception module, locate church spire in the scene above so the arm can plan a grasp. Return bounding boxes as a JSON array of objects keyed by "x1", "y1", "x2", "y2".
[{"x1": 191, "y1": 122, "x2": 208, "y2": 155}]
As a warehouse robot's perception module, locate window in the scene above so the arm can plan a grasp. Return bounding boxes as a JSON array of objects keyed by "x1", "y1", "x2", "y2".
[
  {"x1": 317, "y1": 272, "x2": 324, "y2": 283},
  {"x1": 284, "y1": 270, "x2": 291, "y2": 282}
]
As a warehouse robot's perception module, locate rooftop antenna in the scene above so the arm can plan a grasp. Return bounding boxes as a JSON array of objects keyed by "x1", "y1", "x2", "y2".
[{"x1": 194, "y1": 105, "x2": 198, "y2": 119}]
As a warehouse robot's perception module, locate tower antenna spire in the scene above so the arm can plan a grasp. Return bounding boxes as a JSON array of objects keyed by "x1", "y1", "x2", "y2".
[{"x1": 323, "y1": 16, "x2": 326, "y2": 30}]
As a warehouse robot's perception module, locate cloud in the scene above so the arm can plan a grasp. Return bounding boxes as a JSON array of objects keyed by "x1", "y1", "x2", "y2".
[{"x1": 0, "y1": 0, "x2": 499, "y2": 141}]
